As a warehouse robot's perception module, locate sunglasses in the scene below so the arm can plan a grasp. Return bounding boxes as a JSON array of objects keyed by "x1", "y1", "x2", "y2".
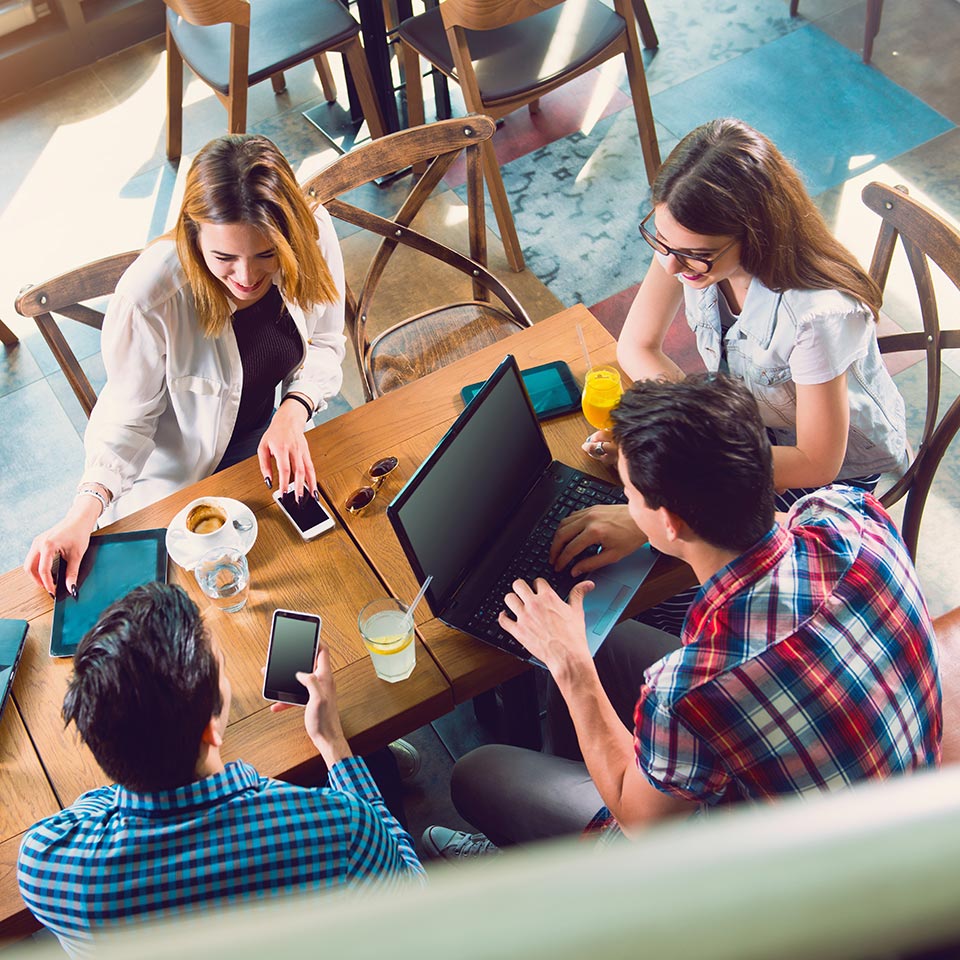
[
  {"x1": 638, "y1": 210, "x2": 737, "y2": 275},
  {"x1": 345, "y1": 456, "x2": 400, "y2": 514}
]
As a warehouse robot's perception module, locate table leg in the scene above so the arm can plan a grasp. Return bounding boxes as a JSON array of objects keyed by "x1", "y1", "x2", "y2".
[
  {"x1": 0, "y1": 318, "x2": 18, "y2": 347},
  {"x1": 355, "y1": 0, "x2": 400, "y2": 131}
]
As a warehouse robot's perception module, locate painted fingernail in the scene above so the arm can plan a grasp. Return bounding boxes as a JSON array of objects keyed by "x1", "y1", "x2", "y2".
[
  {"x1": 313, "y1": 489, "x2": 321, "y2": 502},
  {"x1": 264, "y1": 476, "x2": 272, "y2": 489},
  {"x1": 70, "y1": 585, "x2": 78, "y2": 599},
  {"x1": 49, "y1": 591, "x2": 55, "y2": 599}
]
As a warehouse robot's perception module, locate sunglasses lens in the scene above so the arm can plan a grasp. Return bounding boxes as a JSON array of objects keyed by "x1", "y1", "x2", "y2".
[
  {"x1": 369, "y1": 456, "x2": 399, "y2": 480},
  {"x1": 345, "y1": 486, "x2": 376, "y2": 514}
]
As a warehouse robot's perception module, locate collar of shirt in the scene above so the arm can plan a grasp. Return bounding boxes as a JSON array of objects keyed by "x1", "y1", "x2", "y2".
[{"x1": 115, "y1": 760, "x2": 259, "y2": 816}]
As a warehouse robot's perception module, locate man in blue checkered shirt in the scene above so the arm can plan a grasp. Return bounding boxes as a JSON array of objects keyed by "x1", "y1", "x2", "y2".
[{"x1": 18, "y1": 582, "x2": 424, "y2": 956}]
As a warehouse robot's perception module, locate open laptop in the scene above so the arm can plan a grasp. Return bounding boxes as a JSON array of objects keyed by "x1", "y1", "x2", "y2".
[{"x1": 387, "y1": 354, "x2": 657, "y2": 664}]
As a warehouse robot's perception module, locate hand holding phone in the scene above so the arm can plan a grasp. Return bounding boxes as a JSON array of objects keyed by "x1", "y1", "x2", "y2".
[
  {"x1": 263, "y1": 609, "x2": 322, "y2": 705},
  {"x1": 273, "y1": 486, "x2": 335, "y2": 540}
]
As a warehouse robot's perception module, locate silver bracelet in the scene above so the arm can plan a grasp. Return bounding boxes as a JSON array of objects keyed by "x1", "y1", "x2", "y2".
[{"x1": 76, "y1": 488, "x2": 109, "y2": 516}]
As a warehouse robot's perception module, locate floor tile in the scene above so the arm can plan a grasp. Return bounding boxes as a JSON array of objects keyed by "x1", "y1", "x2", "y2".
[
  {"x1": 0, "y1": 340, "x2": 44, "y2": 399},
  {"x1": 639, "y1": 0, "x2": 804, "y2": 95},
  {"x1": 470, "y1": 111, "x2": 678, "y2": 308},
  {"x1": 0, "y1": 379, "x2": 86, "y2": 575},
  {"x1": 649, "y1": 25, "x2": 955, "y2": 196},
  {"x1": 45, "y1": 353, "x2": 107, "y2": 439}
]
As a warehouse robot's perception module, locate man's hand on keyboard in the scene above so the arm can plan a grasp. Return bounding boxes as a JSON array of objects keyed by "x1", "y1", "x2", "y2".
[
  {"x1": 499, "y1": 577, "x2": 594, "y2": 674},
  {"x1": 550, "y1": 505, "x2": 647, "y2": 576}
]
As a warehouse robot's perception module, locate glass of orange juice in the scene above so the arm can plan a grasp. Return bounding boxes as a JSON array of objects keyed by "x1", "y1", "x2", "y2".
[{"x1": 581, "y1": 366, "x2": 623, "y2": 430}]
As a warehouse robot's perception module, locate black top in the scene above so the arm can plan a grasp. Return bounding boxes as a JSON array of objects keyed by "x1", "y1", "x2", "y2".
[{"x1": 231, "y1": 285, "x2": 302, "y2": 435}]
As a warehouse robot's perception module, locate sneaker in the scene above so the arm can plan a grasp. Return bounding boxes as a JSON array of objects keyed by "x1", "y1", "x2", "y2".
[
  {"x1": 388, "y1": 738, "x2": 421, "y2": 781},
  {"x1": 421, "y1": 826, "x2": 499, "y2": 861}
]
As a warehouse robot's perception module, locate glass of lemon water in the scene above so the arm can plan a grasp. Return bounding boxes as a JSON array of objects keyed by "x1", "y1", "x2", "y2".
[
  {"x1": 358, "y1": 598, "x2": 416, "y2": 682},
  {"x1": 581, "y1": 365, "x2": 624, "y2": 430}
]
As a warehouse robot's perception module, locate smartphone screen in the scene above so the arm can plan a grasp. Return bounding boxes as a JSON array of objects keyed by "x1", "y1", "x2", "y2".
[
  {"x1": 274, "y1": 488, "x2": 335, "y2": 539},
  {"x1": 263, "y1": 610, "x2": 321, "y2": 704},
  {"x1": 461, "y1": 361, "x2": 580, "y2": 420}
]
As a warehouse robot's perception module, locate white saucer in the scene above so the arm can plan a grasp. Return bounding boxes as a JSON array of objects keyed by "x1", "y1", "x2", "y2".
[{"x1": 165, "y1": 497, "x2": 258, "y2": 571}]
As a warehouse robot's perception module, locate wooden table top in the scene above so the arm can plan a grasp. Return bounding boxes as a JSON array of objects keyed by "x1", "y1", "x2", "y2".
[{"x1": 307, "y1": 304, "x2": 694, "y2": 701}]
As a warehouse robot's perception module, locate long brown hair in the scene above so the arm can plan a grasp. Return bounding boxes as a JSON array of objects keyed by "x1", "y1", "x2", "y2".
[
  {"x1": 174, "y1": 134, "x2": 338, "y2": 336},
  {"x1": 652, "y1": 119, "x2": 881, "y2": 319}
]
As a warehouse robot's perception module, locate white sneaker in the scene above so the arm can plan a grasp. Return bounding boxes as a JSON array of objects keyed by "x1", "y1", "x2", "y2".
[{"x1": 421, "y1": 826, "x2": 499, "y2": 861}]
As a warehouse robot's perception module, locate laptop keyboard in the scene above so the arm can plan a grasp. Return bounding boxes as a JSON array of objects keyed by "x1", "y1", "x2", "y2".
[{"x1": 465, "y1": 475, "x2": 627, "y2": 658}]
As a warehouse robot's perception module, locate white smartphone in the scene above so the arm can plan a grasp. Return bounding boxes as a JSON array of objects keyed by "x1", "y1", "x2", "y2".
[
  {"x1": 273, "y1": 485, "x2": 335, "y2": 540},
  {"x1": 263, "y1": 609, "x2": 322, "y2": 705}
]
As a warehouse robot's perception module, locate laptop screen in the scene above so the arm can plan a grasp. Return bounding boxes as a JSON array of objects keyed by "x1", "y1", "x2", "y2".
[{"x1": 388, "y1": 356, "x2": 551, "y2": 612}]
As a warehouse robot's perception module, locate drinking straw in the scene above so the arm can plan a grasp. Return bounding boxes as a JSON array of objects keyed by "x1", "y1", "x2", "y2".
[
  {"x1": 576, "y1": 323, "x2": 592, "y2": 372},
  {"x1": 408, "y1": 575, "x2": 433, "y2": 615}
]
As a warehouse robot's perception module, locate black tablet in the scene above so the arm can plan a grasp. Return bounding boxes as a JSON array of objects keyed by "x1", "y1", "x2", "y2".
[
  {"x1": 0, "y1": 618, "x2": 28, "y2": 722},
  {"x1": 50, "y1": 529, "x2": 168, "y2": 658},
  {"x1": 460, "y1": 360, "x2": 580, "y2": 421}
]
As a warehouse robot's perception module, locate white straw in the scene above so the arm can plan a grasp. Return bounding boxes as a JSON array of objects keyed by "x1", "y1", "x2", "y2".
[
  {"x1": 408, "y1": 575, "x2": 433, "y2": 615},
  {"x1": 576, "y1": 323, "x2": 592, "y2": 372}
]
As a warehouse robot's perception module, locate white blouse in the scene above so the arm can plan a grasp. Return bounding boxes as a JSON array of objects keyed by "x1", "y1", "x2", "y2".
[{"x1": 81, "y1": 205, "x2": 346, "y2": 520}]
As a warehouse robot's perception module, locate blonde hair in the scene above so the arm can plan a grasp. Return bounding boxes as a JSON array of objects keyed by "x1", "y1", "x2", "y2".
[
  {"x1": 653, "y1": 119, "x2": 882, "y2": 320},
  {"x1": 174, "y1": 134, "x2": 338, "y2": 336}
]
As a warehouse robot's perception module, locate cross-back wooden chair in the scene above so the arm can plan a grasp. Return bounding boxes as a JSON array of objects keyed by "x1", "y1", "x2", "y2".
[
  {"x1": 863, "y1": 182, "x2": 960, "y2": 560},
  {"x1": 397, "y1": 0, "x2": 661, "y2": 272},
  {"x1": 163, "y1": 0, "x2": 386, "y2": 159},
  {"x1": 14, "y1": 252, "x2": 140, "y2": 419},
  {"x1": 301, "y1": 115, "x2": 532, "y2": 400}
]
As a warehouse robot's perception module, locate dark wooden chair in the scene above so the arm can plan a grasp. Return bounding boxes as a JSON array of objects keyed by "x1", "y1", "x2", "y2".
[
  {"x1": 397, "y1": 0, "x2": 660, "y2": 272},
  {"x1": 790, "y1": 0, "x2": 883, "y2": 64},
  {"x1": 14, "y1": 252, "x2": 140, "y2": 418},
  {"x1": 0, "y1": 319, "x2": 18, "y2": 347},
  {"x1": 301, "y1": 115, "x2": 533, "y2": 400},
  {"x1": 863, "y1": 182, "x2": 960, "y2": 560},
  {"x1": 163, "y1": 0, "x2": 386, "y2": 159}
]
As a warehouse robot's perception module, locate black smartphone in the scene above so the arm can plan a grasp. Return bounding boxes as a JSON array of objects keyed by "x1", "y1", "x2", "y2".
[
  {"x1": 460, "y1": 360, "x2": 580, "y2": 420},
  {"x1": 263, "y1": 609, "x2": 322, "y2": 705},
  {"x1": 273, "y1": 487, "x2": 336, "y2": 541}
]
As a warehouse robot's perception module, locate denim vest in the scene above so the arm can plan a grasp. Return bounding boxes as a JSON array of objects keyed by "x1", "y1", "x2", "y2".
[{"x1": 684, "y1": 280, "x2": 908, "y2": 479}]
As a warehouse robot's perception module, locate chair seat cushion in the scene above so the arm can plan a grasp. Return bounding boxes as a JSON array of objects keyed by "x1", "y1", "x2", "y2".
[
  {"x1": 398, "y1": 0, "x2": 625, "y2": 103},
  {"x1": 368, "y1": 303, "x2": 527, "y2": 395},
  {"x1": 168, "y1": 0, "x2": 360, "y2": 93}
]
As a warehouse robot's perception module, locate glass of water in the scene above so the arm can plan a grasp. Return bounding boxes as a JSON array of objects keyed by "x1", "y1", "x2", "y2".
[
  {"x1": 195, "y1": 546, "x2": 250, "y2": 613},
  {"x1": 358, "y1": 598, "x2": 415, "y2": 682}
]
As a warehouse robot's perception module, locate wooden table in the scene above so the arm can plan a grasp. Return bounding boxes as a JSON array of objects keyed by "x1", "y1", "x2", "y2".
[
  {"x1": 308, "y1": 304, "x2": 695, "y2": 704},
  {"x1": 0, "y1": 458, "x2": 454, "y2": 942}
]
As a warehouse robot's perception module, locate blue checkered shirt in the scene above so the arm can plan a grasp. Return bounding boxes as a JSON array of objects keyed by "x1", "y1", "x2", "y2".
[{"x1": 18, "y1": 757, "x2": 424, "y2": 956}]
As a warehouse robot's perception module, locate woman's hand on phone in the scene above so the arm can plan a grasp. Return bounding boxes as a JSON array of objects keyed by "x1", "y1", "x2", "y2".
[{"x1": 259, "y1": 400, "x2": 317, "y2": 502}]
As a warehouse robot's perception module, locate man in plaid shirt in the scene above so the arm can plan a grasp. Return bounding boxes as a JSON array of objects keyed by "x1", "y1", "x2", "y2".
[
  {"x1": 423, "y1": 375, "x2": 941, "y2": 857},
  {"x1": 18, "y1": 583, "x2": 424, "y2": 956}
]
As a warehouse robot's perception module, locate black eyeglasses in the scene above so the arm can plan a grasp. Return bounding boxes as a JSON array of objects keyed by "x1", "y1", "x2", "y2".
[
  {"x1": 638, "y1": 211, "x2": 737, "y2": 275},
  {"x1": 345, "y1": 456, "x2": 400, "y2": 514}
]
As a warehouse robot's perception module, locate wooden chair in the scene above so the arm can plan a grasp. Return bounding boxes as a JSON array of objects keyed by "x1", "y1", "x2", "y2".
[
  {"x1": 789, "y1": 0, "x2": 883, "y2": 64},
  {"x1": 0, "y1": 318, "x2": 18, "y2": 347},
  {"x1": 397, "y1": 0, "x2": 661, "y2": 272},
  {"x1": 301, "y1": 115, "x2": 533, "y2": 400},
  {"x1": 14, "y1": 252, "x2": 140, "y2": 418},
  {"x1": 164, "y1": 0, "x2": 387, "y2": 160},
  {"x1": 863, "y1": 182, "x2": 960, "y2": 560}
]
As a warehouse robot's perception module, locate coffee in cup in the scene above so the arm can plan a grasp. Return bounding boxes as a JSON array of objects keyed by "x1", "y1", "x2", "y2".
[{"x1": 185, "y1": 501, "x2": 227, "y2": 536}]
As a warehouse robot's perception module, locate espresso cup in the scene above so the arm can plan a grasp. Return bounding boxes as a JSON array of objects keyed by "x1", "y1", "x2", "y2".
[{"x1": 185, "y1": 501, "x2": 228, "y2": 536}]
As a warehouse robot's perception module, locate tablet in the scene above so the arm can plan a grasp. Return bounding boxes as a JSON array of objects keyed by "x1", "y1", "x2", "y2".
[
  {"x1": 50, "y1": 529, "x2": 168, "y2": 658},
  {"x1": 460, "y1": 360, "x2": 581, "y2": 421},
  {"x1": 0, "y1": 618, "x2": 28, "y2": 722}
]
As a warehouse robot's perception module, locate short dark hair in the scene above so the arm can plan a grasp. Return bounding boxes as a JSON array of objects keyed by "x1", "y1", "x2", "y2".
[
  {"x1": 63, "y1": 582, "x2": 223, "y2": 792},
  {"x1": 610, "y1": 374, "x2": 775, "y2": 552}
]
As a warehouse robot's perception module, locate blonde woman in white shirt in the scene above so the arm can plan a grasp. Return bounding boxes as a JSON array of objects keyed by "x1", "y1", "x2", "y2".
[{"x1": 26, "y1": 134, "x2": 346, "y2": 596}]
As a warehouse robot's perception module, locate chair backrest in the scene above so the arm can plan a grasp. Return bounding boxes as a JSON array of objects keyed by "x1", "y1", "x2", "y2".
[
  {"x1": 165, "y1": 0, "x2": 249, "y2": 28},
  {"x1": 439, "y1": 0, "x2": 563, "y2": 31},
  {"x1": 863, "y1": 181, "x2": 960, "y2": 559},
  {"x1": 14, "y1": 251, "x2": 140, "y2": 419},
  {"x1": 301, "y1": 115, "x2": 531, "y2": 399}
]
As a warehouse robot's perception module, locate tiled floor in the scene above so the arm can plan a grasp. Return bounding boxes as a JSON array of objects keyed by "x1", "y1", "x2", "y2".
[{"x1": 2, "y1": 0, "x2": 959, "y2": 864}]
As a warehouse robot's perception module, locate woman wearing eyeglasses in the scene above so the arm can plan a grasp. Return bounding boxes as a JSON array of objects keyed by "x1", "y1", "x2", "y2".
[
  {"x1": 25, "y1": 134, "x2": 346, "y2": 596},
  {"x1": 574, "y1": 118, "x2": 907, "y2": 633}
]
